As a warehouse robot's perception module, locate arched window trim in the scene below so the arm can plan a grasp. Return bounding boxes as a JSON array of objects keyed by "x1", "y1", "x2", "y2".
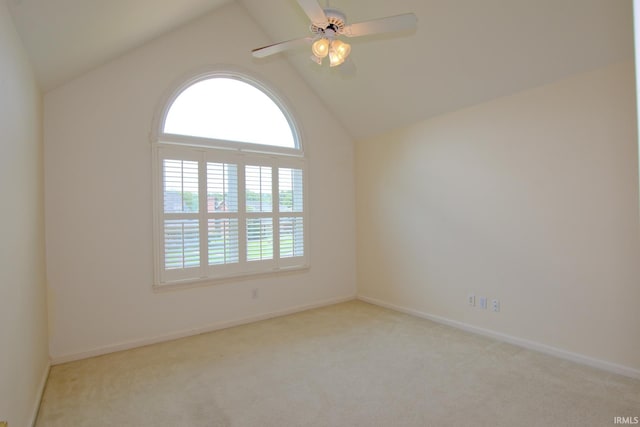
[
  {"x1": 152, "y1": 68, "x2": 304, "y2": 157},
  {"x1": 151, "y1": 67, "x2": 309, "y2": 290}
]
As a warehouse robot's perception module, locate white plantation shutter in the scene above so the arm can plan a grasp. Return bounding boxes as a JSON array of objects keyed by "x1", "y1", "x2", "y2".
[
  {"x1": 247, "y1": 218, "x2": 274, "y2": 261},
  {"x1": 157, "y1": 150, "x2": 307, "y2": 284},
  {"x1": 207, "y1": 163, "x2": 238, "y2": 213},
  {"x1": 245, "y1": 166, "x2": 272, "y2": 213},
  {"x1": 164, "y1": 219, "x2": 200, "y2": 269},
  {"x1": 245, "y1": 165, "x2": 275, "y2": 266},
  {"x1": 280, "y1": 217, "x2": 304, "y2": 258},
  {"x1": 161, "y1": 158, "x2": 201, "y2": 281},
  {"x1": 278, "y1": 168, "x2": 304, "y2": 263},
  {"x1": 207, "y1": 162, "x2": 239, "y2": 269},
  {"x1": 279, "y1": 168, "x2": 303, "y2": 213},
  {"x1": 207, "y1": 218, "x2": 239, "y2": 265},
  {"x1": 163, "y1": 159, "x2": 199, "y2": 214}
]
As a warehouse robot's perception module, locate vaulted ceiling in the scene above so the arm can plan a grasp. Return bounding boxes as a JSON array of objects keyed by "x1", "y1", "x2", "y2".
[{"x1": 7, "y1": 0, "x2": 634, "y2": 140}]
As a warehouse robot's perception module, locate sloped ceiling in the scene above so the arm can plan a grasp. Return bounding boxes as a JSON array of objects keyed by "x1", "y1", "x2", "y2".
[
  {"x1": 7, "y1": 0, "x2": 233, "y2": 91},
  {"x1": 241, "y1": 0, "x2": 634, "y2": 140},
  {"x1": 7, "y1": 0, "x2": 634, "y2": 140}
]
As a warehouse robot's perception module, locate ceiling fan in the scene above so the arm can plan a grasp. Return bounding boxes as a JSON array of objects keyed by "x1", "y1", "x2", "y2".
[{"x1": 251, "y1": 0, "x2": 417, "y2": 68}]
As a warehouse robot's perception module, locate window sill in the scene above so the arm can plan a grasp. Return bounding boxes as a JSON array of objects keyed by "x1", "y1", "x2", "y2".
[{"x1": 152, "y1": 264, "x2": 310, "y2": 293}]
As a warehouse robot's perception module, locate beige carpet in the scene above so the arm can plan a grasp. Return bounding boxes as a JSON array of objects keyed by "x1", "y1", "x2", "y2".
[{"x1": 36, "y1": 301, "x2": 640, "y2": 427}]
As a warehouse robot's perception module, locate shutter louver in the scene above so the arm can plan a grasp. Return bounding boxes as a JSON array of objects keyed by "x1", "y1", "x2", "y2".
[
  {"x1": 163, "y1": 159, "x2": 199, "y2": 213},
  {"x1": 164, "y1": 219, "x2": 200, "y2": 269},
  {"x1": 280, "y1": 217, "x2": 304, "y2": 258},
  {"x1": 208, "y1": 218, "x2": 239, "y2": 265},
  {"x1": 162, "y1": 159, "x2": 200, "y2": 273},
  {"x1": 246, "y1": 166, "x2": 272, "y2": 213},
  {"x1": 279, "y1": 168, "x2": 303, "y2": 213},
  {"x1": 247, "y1": 218, "x2": 273, "y2": 261},
  {"x1": 279, "y1": 168, "x2": 304, "y2": 259},
  {"x1": 207, "y1": 163, "x2": 238, "y2": 213},
  {"x1": 207, "y1": 162, "x2": 240, "y2": 266}
]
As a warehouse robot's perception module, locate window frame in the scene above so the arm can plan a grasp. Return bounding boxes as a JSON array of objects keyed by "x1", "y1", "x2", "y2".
[
  {"x1": 151, "y1": 69, "x2": 309, "y2": 289},
  {"x1": 153, "y1": 69, "x2": 303, "y2": 156}
]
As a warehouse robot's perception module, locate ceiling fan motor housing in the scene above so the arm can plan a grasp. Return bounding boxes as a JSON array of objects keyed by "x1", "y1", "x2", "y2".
[{"x1": 310, "y1": 8, "x2": 347, "y2": 35}]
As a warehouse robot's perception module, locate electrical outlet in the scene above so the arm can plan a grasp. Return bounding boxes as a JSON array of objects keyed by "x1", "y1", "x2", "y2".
[
  {"x1": 251, "y1": 288, "x2": 259, "y2": 299},
  {"x1": 479, "y1": 296, "x2": 487, "y2": 309},
  {"x1": 492, "y1": 299, "x2": 500, "y2": 312},
  {"x1": 467, "y1": 294, "x2": 475, "y2": 306}
]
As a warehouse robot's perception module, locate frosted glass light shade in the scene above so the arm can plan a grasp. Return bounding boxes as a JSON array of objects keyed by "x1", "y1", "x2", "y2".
[
  {"x1": 312, "y1": 38, "x2": 330, "y2": 58},
  {"x1": 332, "y1": 39, "x2": 351, "y2": 59},
  {"x1": 329, "y1": 39, "x2": 351, "y2": 67},
  {"x1": 328, "y1": 51, "x2": 343, "y2": 67}
]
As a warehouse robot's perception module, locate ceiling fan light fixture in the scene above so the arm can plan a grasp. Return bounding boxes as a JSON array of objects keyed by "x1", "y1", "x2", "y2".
[
  {"x1": 310, "y1": 54, "x2": 323, "y2": 65},
  {"x1": 311, "y1": 37, "x2": 330, "y2": 58},
  {"x1": 331, "y1": 39, "x2": 351, "y2": 58},
  {"x1": 328, "y1": 39, "x2": 351, "y2": 67},
  {"x1": 328, "y1": 50, "x2": 344, "y2": 67}
]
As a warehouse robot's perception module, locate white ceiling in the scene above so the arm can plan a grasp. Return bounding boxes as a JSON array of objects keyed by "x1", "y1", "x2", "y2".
[
  {"x1": 7, "y1": 0, "x2": 233, "y2": 91},
  {"x1": 7, "y1": 0, "x2": 634, "y2": 140}
]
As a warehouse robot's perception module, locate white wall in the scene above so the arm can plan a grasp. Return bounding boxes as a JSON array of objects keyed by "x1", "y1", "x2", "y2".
[
  {"x1": 0, "y1": 2, "x2": 49, "y2": 426},
  {"x1": 44, "y1": 2, "x2": 356, "y2": 362},
  {"x1": 356, "y1": 60, "x2": 640, "y2": 374}
]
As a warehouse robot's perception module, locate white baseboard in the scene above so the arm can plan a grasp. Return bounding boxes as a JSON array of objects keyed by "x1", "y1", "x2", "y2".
[
  {"x1": 357, "y1": 295, "x2": 640, "y2": 380},
  {"x1": 30, "y1": 361, "x2": 50, "y2": 427},
  {"x1": 51, "y1": 294, "x2": 357, "y2": 365}
]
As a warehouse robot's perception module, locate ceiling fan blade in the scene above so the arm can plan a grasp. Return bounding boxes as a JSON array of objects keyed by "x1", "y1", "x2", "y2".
[
  {"x1": 297, "y1": 0, "x2": 328, "y2": 26},
  {"x1": 343, "y1": 13, "x2": 417, "y2": 38},
  {"x1": 252, "y1": 37, "x2": 312, "y2": 58}
]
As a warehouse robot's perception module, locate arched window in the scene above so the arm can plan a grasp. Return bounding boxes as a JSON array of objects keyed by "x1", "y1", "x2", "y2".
[
  {"x1": 164, "y1": 77, "x2": 296, "y2": 148},
  {"x1": 152, "y1": 71, "x2": 307, "y2": 287}
]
